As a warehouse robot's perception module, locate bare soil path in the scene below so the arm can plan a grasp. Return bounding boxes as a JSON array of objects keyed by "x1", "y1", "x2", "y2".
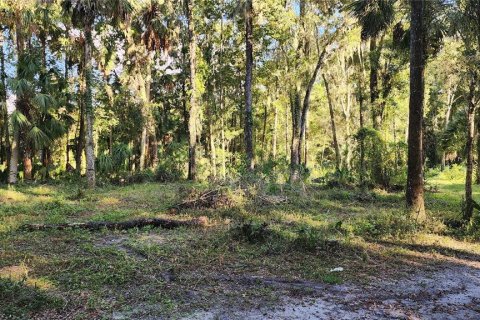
[{"x1": 183, "y1": 262, "x2": 480, "y2": 320}]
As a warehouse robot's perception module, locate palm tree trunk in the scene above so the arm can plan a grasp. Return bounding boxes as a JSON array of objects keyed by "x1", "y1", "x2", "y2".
[
  {"x1": 464, "y1": 74, "x2": 477, "y2": 221},
  {"x1": 406, "y1": 0, "x2": 425, "y2": 221},
  {"x1": 9, "y1": 17, "x2": 26, "y2": 184},
  {"x1": 358, "y1": 44, "x2": 366, "y2": 183},
  {"x1": 323, "y1": 74, "x2": 340, "y2": 171},
  {"x1": 187, "y1": 0, "x2": 198, "y2": 180},
  {"x1": 84, "y1": 24, "x2": 96, "y2": 188},
  {"x1": 272, "y1": 98, "x2": 278, "y2": 160},
  {"x1": 244, "y1": 0, "x2": 255, "y2": 171},
  {"x1": 0, "y1": 32, "x2": 9, "y2": 171},
  {"x1": 290, "y1": 91, "x2": 302, "y2": 182},
  {"x1": 76, "y1": 88, "x2": 85, "y2": 173}
]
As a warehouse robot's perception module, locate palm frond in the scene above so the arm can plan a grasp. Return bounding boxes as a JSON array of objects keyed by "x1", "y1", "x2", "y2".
[
  {"x1": 33, "y1": 93, "x2": 56, "y2": 113},
  {"x1": 347, "y1": 0, "x2": 395, "y2": 40},
  {"x1": 10, "y1": 110, "x2": 31, "y2": 129},
  {"x1": 27, "y1": 126, "x2": 52, "y2": 149}
]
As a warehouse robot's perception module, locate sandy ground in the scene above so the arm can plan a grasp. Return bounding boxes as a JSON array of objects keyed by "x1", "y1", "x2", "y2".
[{"x1": 183, "y1": 263, "x2": 480, "y2": 320}]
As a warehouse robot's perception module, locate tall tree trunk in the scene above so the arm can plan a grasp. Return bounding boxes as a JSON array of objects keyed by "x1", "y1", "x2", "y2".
[
  {"x1": 76, "y1": 85, "x2": 85, "y2": 173},
  {"x1": 9, "y1": 17, "x2": 26, "y2": 184},
  {"x1": 406, "y1": 0, "x2": 425, "y2": 221},
  {"x1": 369, "y1": 38, "x2": 380, "y2": 129},
  {"x1": 187, "y1": 0, "x2": 198, "y2": 180},
  {"x1": 261, "y1": 94, "x2": 269, "y2": 161},
  {"x1": 64, "y1": 52, "x2": 71, "y2": 170},
  {"x1": 285, "y1": 101, "x2": 289, "y2": 159},
  {"x1": 139, "y1": 63, "x2": 152, "y2": 171},
  {"x1": 464, "y1": 74, "x2": 477, "y2": 222},
  {"x1": 219, "y1": 9, "x2": 227, "y2": 179},
  {"x1": 209, "y1": 120, "x2": 217, "y2": 178},
  {"x1": 290, "y1": 90, "x2": 302, "y2": 182},
  {"x1": 323, "y1": 74, "x2": 340, "y2": 171},
  {"x1": 84, "y1": 24, "x2": 96, "y2": 188},
  {"x1": 0, "y1": 32, "x2": 9, "y2": 171},
  {"x1": 298, "y1": 49, "x2": 327, "y2": 162},
  {"x1": 303, "y1": 114, "x2": 308, "y2": 167},
  {"x1": 441, "y1": 88, "x2": 455, "y2": 171},
  {"x1": 358, "y1": 44, "x2": 366, "y2": 184},
  {"x1": 244, "y1": 0, "x2": 255, "y2": 171},
  {"x1": 369, "y1": 37, "x2": 384, "y2": 185},
  {"x1": 272, "y1": 97, "x2": 278, "y2": 160}
]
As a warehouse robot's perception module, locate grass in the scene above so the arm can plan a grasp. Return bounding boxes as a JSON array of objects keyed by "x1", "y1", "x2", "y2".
[{"x1": 1, "y1": 167, "x2": 480, "y2": 319}]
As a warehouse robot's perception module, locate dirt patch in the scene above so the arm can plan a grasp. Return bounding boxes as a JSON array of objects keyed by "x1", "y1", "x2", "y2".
[{"x1": 182, "y1": 263, "x2": 480, "y2": 319}]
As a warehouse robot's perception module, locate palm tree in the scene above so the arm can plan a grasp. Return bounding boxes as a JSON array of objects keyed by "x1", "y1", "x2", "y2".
[
  {"x1": 4, "y1": 0, "x2": 35, "y2": 184},
  {"x1": 454, "y1": 0, "x2": 480, "y2": 222},
  {"x1": 0, "y1": 27, "x2": 9, "y2": 171},
  {"x1": 62, "y1": 0, "x2": 132, "y2": 188},
  {"x1": 349, "y1": 0, "x2": 395, "y2": 186},
  {"x1": 185, "y1": 0, "x2": 198, "y2": 180},
  {"x1": 406, "y1": 0, "x2": 426, "y2": 221}
]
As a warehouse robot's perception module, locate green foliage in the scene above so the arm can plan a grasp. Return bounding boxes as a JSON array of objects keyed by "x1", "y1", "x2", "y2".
[
  {"x1": 351, "y1": 212, "x2": 419, "y2": 238},
  {"x1": 97, "y1": 143, "x2": 132, "y2": 175},
  {"x1": 231, "y1": 221, "x2": 271, "y2": 243}
]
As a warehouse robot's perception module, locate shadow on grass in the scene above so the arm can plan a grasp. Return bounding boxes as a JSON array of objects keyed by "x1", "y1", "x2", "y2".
[
  {"x1": 0, "y1": 277, "x2": 63, "y2": 318},
  {"x1": 375, "y1": 240, "x2": 480, "y2": 264}
]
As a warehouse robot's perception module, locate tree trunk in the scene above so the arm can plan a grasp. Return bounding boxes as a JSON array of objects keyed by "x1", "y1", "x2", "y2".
[
  {"x1": 84, "y1": 24, "x2": 96, "y2": 188},
  {"x1": 285, "y1": 101, "x2": 289, "y2": 159},
  {"x1": 290, "y1": 91, "x2": 302, "y2": 182},
  {"x1": 406, "y1": 0, "x2": 426, "y2": 221},
  {"x1": 64, "y1": 52, "x2": 71, "y2": 170},
  {"x1": 139, "y1": 62, "x2": 152, "y2": 171},
  {"x1": 369, "y1": 38, "x2": 380, "y2": 129},
  {"x1": 9, "y1": 17, "x2": 26, "y2": 184},
  {"x1": 441, "y1": 89, "x2": 454, "y2": 171},
  {"x1": 298, "y1": 49, "x2": 327, "y2": 163},
  {"x1": 464, "y1": 74, "x2": 477, "y2": 222},
  {"x1": 8, "y1": 129, "x2": 19, "y2": 184},
  {"x1": 261, "y1": 94, "x2": 269, "y2": 161},
  {"x1": 303, "y1": 114, "x2": 308, "y2": 167},
  {"x1": 369, "y1": 37, "x2": 384, "y2": 185},
  {"x1": 139, "y1": 124, "x2": 147, "y2": 171},
  {"x1": 187, "y1": 0, "x2": 198, "y2": 180},
  {"x1": 0, "y1": 32, "x2": 9, "y2": 172},
  {"x1": 76, "y1": 86, "x2": 85, "y2": 173},
  {"x1": 244, "y1": 0, "x2": 255, "y2": 171},
  {"x1": 272, "y1": 98, "x2": 278, "y2": 160},
  {"x1": 219, "y1": 12, "x2": 227, "y2": 179},
  {"x1": 209, "y1": 120, "x2": 217, "y2": 178},
  {"x1": 323, "y1": 74, "x2": 340, "y2": 171},
  {"x1": 358, "y1": 44, "x2": 366, "y2": 184}
]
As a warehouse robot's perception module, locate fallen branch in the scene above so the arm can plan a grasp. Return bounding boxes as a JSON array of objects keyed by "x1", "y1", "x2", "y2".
[{"x1": 20, "y1": 217, "x2": 205, "y2": 232}]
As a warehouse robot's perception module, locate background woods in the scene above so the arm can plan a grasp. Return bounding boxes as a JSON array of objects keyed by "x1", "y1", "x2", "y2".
[{"x1": 0, "y1": 0, "x2": 479, "y2": 224}]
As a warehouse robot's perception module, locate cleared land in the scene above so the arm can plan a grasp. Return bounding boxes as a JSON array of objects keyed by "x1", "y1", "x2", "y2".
[{"x1": 1, "y1": 168, "x2": 479, "y2": 319}]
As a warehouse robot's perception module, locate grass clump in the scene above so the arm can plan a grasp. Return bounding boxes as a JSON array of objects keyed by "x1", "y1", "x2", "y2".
[{"x1": 350, "y1": 211, "x2": 419, "y2": 238}]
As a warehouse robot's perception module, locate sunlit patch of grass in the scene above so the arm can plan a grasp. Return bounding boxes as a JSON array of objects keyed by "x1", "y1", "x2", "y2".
[
  {"x1": 98, "y1": 196, "x2": 121, "y2": 206},
  {"x1": 24, "y1": 185, "x2": 56, "y2": 196},
  {"x1": 0, "y1": 264, "x2": 56, "y2": 291},
  {"x1": 0, "y1": 189, "x2": 28, "y2": 203}
]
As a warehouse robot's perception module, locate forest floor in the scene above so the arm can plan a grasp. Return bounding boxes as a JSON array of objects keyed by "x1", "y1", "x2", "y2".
[{"x1": 1, "y1": 168, "x2": 480, "y2": 319}]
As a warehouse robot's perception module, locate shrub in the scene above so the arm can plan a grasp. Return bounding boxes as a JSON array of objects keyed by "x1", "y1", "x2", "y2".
[
  {"x1": 351, "y1": 211, "x2": 418, "y2": 238},
  {"x1": 231, "y1": 220, "x2": 271, "y2": 243}
]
